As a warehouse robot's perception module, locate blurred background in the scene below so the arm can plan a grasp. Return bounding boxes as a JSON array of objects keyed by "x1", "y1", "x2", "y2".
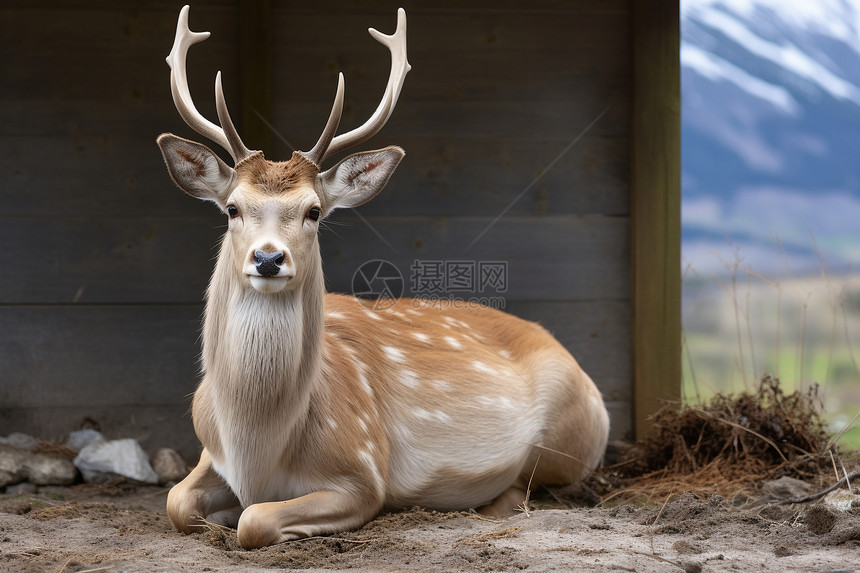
[{"x1": 681, "y1": 0, "x2": 860, "y2": 447}]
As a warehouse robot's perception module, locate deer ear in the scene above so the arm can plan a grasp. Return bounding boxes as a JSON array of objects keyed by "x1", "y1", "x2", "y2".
[
  {"x1": 316, "y1": 146, "x2": 404, "y2": 214},
  {"x1": 157, "y1": 133, "x2": 237, "y2": 208}
]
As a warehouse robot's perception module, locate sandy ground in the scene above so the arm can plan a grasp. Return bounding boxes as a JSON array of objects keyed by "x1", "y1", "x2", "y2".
[{"x1": 1, "y1": 484, "x2": 858, "y2": 573}]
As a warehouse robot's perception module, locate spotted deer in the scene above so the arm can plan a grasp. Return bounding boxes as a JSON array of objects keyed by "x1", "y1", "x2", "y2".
[{"x1": 157, "y1": 5, "x2": 609, "y2": 549}]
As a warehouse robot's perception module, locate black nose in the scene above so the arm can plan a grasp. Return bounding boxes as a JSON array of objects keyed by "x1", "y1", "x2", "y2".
[{"x1": 254, "y1": 250, "x2": 285, "y2": 277}]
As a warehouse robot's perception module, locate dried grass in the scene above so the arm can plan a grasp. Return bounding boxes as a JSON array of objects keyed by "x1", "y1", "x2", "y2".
[{"x1": 596, "y1": 375, "x2": 835, "y2": 503}]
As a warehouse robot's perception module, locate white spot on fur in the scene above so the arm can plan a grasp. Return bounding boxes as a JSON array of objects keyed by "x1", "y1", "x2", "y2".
[
  {"x1": 383, "y1": 346, "x2": 406, "y2": 363},
  {"x1": 400, "y1": 370, "x2": 420, "y2": 388},
  {"x1": 327, "y1": 418, "x2": 338, "y2": 430},
  {"x1": 472, "y1": 361, "x2": 498, "y2": 375},
  {"x1": 476, "y1": 396, "x2": 516, "y2": 410},
  {"x1": 327, "y1": 311, "x2": 346, "y2": 319},
  {"x1": 430, "y1": 379, "x2": 453, "y2": 392},
  {"x1": 358, "y1": 371, "x2": 373, "y2": 396},
  {"x1": 413, "y1": 407, "x2": 451, "y2": 423},
  {"x1": 358, "y1": 449, "x2": 384, "y2": 495},
  {"x1": 412, "y1": 332, "x2": 430, "y2": 343},
  {"x1": 355, "y1": 361, "x2": 374, "y2": 396},
  {"x1": 390, "y1": 310, "x2": 407, "y2": 319},
  {"x1": 357, "y1": 417, "x2": 369, "y2": 433},
  {"x1": 444, "y1": 335, "x2": 462, "y2": 349},
  {"x1": 363, "y1": 309, "x2": 383, "y2": 321},
  {"x1": 498, "y1": 349, "x2": 513, "y2": 360}
]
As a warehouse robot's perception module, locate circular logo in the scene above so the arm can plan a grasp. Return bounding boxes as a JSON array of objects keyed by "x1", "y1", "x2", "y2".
[{"x1": 351, "y1": 259, "x2": 404, "y2": 310}]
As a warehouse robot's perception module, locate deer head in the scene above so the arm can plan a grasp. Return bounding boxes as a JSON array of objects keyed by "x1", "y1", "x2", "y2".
[{"x1": 157, "y1": 5, "x2": 410, "y2": 294}]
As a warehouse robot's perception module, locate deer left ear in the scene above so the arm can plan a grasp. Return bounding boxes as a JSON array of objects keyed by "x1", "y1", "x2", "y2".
[{"x1": 316, "y1": 146, "x2": 404, "y2": 214}]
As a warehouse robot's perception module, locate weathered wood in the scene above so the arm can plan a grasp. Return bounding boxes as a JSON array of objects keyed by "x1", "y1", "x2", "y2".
[
  {"x1": 0, "y1": 3, "x2": 239, "y2": 140},
  {"x1": 630, "y1": 0, "x2": 682, "y2": 439},
  {"x1": 0, "y1": 217, "x2": 222, "y2": 304},
  {"x1": 0, "y1": 215, "x2": 627, "y2": 303},
  {"x1": 2, "y1": 134, "x2": 628, "y2": 218},
  {"x1": 319, "y1": 215, "x2": 630, "y2": 301},
  {"x1": 1, "y1": 137, "x2": 220, "y2": 217},
  {"x1": 269, "y1": 8, "x2": 628, "y2": 141},
  {"x1": 0, "y1": 304, "x2": 203, "y2": 459},
  {"x1": 239, "y1": 0, "x2": 272, "y2": 156}
]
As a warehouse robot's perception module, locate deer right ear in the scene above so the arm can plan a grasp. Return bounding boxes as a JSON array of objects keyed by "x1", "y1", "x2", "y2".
[{"x1": 157, "y1": 133, "x2": 237, "y2": 207}]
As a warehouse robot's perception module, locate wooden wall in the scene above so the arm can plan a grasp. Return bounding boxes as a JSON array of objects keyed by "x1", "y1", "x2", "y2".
[{"x1": 0, "y1": 0, "x2": 638, "y2": 462}]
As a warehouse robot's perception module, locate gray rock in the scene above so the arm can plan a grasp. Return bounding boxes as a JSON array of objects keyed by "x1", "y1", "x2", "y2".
[
  {"x1": 74, "y1": 439, "x2": 158, "y2": 484},
  {"x1": 0, "y1": 444, "x2": 76, "y2": 487},
  {"x1": 0, "y1": 446, "x2": 27, "y2": 487},
  {"x1": 0, "y1": 432, "x2": 39, "y2": 451},
  {"x1": 760, "y1": 476, "x2": 812, "y2": 501},
  {"x1": 150, "y1": 448, "x2": 189, "y2": 484},
  {"x1": 24, "y1": 453, "x2": 77, "y2": 485},
  {"x1": 6, "y1": 482, "x2": 38, "y2": 495},
  {"x1": 67, "y1": 429, "x2": 105, "y2": 452}
]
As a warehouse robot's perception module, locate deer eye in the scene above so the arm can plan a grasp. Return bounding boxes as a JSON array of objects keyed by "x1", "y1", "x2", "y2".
[
  {"x1": 307, "y1": 207, "x2": 321, "y2": 222},
  {"x1": 226, "y1": 205, "x2": 239, "y2": 219}
]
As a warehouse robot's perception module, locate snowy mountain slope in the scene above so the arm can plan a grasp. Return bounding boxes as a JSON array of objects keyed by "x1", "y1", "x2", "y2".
[{"x1": 681, "y1": 0, "x2": 860, "y2": 274}]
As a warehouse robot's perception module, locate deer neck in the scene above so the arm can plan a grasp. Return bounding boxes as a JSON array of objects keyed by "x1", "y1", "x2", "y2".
[{"x1": 202, "y1": 240, "x2": 325, "y2": 417}]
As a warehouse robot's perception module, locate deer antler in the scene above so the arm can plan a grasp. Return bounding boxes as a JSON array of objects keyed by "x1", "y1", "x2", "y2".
[
  {"x1": 167, "y1": 5, "x2": 256, "y2": 165},
  {"x1": 302, "y1": 8, "x2": 411, "y2": 167}
]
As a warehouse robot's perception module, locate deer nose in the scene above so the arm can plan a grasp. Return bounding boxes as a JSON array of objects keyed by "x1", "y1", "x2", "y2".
[{"x1": 254, "y1": 250, "x2": 285, "y2": 277}]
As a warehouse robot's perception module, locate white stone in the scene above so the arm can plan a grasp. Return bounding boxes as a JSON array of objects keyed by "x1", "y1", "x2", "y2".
[
  {"x1": 824, "y1": 489, "x2": 860, "y2": 512},
  {"x1": 74, "y1": 439, "x2": 159, "y2": 484},
  {"x1": 0, "y1": 432, "x2": 40, "y2": 451},
  {"x1": 0, "y1": 444, "x2": 76, "y2": 487},
  {"x1": 67, "y1": 429, "x2": 105, "y2": 452}
]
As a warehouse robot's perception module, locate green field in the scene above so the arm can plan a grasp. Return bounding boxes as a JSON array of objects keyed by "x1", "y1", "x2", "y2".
[{"x1": 683, "y1": 272, "x2": 860, "y2": 451}]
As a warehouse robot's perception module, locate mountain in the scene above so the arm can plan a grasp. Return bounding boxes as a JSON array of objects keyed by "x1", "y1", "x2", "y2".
[{"x1": 681, "y1": 0, "x2": 860, "y2": 275}]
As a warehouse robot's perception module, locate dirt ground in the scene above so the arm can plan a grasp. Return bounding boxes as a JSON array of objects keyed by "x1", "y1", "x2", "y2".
[{"x1": 1, "y1": 482, "x2": 858, "y2": 573}]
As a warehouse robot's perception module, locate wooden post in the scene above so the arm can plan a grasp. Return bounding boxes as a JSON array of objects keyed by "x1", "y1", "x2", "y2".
[
  {"x1": 238, "y1": 0, "x2": 272, "y2": 157},
  {"x1": 630, "y1": 0, "x2": 682, "y2": 439}
]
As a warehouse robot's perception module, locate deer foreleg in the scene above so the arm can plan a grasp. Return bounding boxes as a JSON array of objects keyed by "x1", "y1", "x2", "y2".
[
  {"x1": 236, "y1": 490, "x2": 381, "y2": 548},
  {"x1": 166, "y1": 448, "x2": 241, "y2": 533}
]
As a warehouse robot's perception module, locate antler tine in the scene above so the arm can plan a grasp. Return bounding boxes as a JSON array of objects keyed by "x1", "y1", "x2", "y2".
[
  {"x1": 167, "y1": 5, "x2": 254, "y2": 164},
  {"x1": 303, "y1": 8, "x2": 411, "y2": 166},
  {"x1": 215, "y1": 71, "x2": 255, "y2": 163},
  {"x1": 302, "y1": 73, "x2": 345, "y2": 168}
]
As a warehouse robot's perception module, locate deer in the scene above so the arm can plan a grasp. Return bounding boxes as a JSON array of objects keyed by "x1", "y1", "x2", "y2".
[{"x1": 156, "y1": 5, "x2": 610, "y2": 549}]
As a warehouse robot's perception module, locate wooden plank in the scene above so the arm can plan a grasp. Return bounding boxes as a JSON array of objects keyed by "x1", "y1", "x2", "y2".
[
  {"x1": 269, "y1": 9, "x2": 628, "y2": 141},
  {"x1": 0, "y1": 304, "x2": 204, "y2": 459},
  {"x1": 630, "y1": 0, "x2": 682, "y2": 439},
  {"x1": 0, "y1": 305, "x2": 202, "y2": 408},
  {"x1": 239, "y1": 0, "x2": 272, "y2": 156},
  {"x1": 0, "y1": 217, "x2": 223, "y2": 304},
  {"x1": 0, "y1": 405, "x2": 200, "y2": 464},
  {"x1": 1, "y1": 134, "x2": 628, "y2": 218},
  {"x1": 0, "y1": 137, "x2": 222, "y2": 217},
  {"x1": 356, "y1": 136, "x2": 629, "y2": 217},
  {"x1": 0, "y1": 215, "x2": 627, "y2": 303},
  {"x1": 0, "y1": 4, "x2": 239, "y2": 139},
  {"x1": 2, "y1": 0, "x2": 234, "y2": 10},
  {"x1": 319, "y1": 215, "x2": 630, "y2": 301}
]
